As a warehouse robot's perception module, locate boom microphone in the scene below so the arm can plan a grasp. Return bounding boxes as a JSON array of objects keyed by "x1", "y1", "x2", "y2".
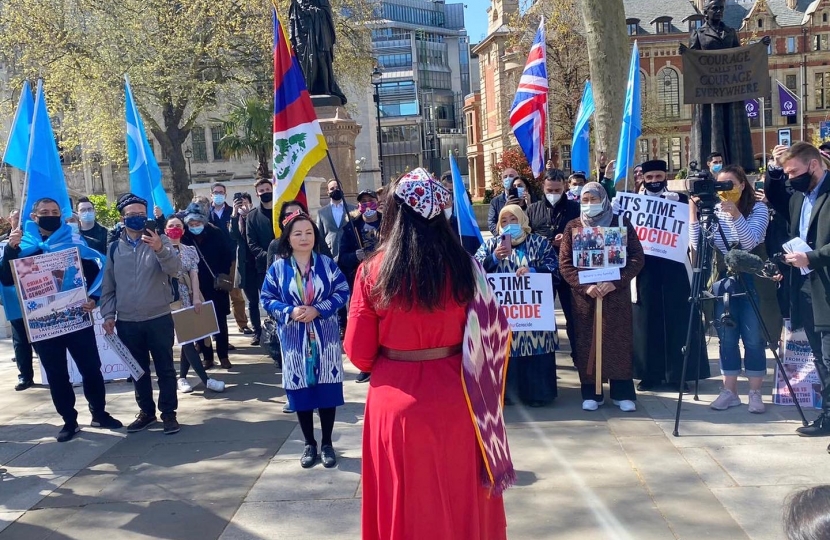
[{"x1": 724, "y1": 249, "x2": 765, "y2": 274}]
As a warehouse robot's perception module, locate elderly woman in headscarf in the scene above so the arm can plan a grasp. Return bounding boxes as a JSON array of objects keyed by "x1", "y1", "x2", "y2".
[
  {"x1": 559, "y1": 182, "x2": 645, "y2": 412},
  {"x1": 475, "y1": 204, "x2": 559, "y2": 407}
]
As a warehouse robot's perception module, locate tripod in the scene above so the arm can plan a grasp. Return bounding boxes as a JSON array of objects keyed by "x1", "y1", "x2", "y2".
[{"x1": 672, "y1": 206, "x2": 808, "y2": 436}]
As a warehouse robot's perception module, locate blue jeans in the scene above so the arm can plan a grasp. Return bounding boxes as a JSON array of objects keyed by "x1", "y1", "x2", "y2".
[{"x1": 714, "y1": 274, "x2": 767, "y2": 378}]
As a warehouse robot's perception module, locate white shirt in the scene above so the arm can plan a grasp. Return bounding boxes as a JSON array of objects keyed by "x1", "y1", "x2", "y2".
[{"x1": 331, "y1": 201, "x2": 344, "y2": 227}]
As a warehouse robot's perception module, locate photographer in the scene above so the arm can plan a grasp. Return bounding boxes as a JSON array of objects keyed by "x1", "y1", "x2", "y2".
[
  {"x1": 778, "y1": 142, "x2": 830, "y2": 440},
  {"x1": 689, "y1": 165, "x2": 769, "y2": 414}
]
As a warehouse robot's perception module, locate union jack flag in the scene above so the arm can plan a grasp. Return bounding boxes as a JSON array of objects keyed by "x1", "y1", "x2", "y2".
[{"x1": 509, "y1": 19, "x2": 548, "y2": 178}]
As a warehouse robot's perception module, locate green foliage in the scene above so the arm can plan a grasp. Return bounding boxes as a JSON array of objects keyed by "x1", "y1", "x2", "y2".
[
  {"x1": 492, "y1": 147, "x2": 538, "y2": 194},
  {"x1": 87, "y1": 194, "x2": 120, "y2": 228},
  {"x1": 483, "y1": 189, "x2": 494, "y2": 204},
  {"x1": 212, "y1": 96, "x2": 272, "y2": 179}
]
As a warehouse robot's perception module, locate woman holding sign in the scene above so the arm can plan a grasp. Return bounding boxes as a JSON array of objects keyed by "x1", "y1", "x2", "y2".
[
  {"x1": 560, "y1": 183, "x2": 645, "y2": 412},
  {"x1": 475, "y1": 204, "x2": 559, "y2": 407}
]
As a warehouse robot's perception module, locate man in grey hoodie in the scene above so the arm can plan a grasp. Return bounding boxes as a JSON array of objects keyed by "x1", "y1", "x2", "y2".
[{"x1": 101, "y1": 193, "x2": 182, "y2": 435}]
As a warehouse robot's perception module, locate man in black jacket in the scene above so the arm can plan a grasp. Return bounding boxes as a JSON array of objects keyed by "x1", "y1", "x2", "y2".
[
  {"x1": 779, "y1": 142, "x2": 830, "y2": 442},
  {"x1": 0, "y1": 198, "x2": 122, "y2": 441},
  {"x1": 245, "y1": 177, "x2": 276, "y2": 288},
  {"x1": 527, "y1": 169, "x2": 581, "y2": 359},
  {"x1": 230, "y1": 193, "x2": 262, "y2": 345},
  {"x1": 77, "y1": 197, "x2": 107, "y2": 254}
]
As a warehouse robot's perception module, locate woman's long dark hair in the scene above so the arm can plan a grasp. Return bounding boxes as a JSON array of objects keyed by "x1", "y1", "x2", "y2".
[
  {"x1": 783, "y1": 485, "x2": 830, "y2": 540},
  {"x1": 372, "y1": 183, "x2": 476, "y2": 311},
  {"x1": 720, "y1": 165, "x2": 756, "y2": 217},
  {"x1": 277, "y1": 200, "x2": 309, "y2": 232},
  {"x1": 276, "y1": 214, "x2": 321, "y2": 259}
]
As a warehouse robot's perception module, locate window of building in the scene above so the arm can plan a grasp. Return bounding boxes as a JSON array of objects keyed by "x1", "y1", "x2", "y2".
[
  {"x1": 758, "y1": 18, "x2": 763, "y2": 28},
  {"x1": 627, "y1": 23, "x2": 638, "y2": 36},
  {"x1": 689, "y1": 19, "x2": 703, "y2": 31},
  {"x1": 466, "y1": 112, "x2": 474, "y2": 145},
  {"x1": 656, "y1": 21, "x2": 671, "y2": 34},
  {"x1": 560, "y1": 144, "x2": 572, "y2": 173},
  {"x1": 815, "y1": 34, "x2": 830, "y2": 51},
  {"x1": 658, "y1": 67, "x2": 680, "y2": 118},
  {"x1": 824, "y1": 12, "x2": 828, "y2": 23},
  {"x1": 211, "y1": 127, "x2": 225, "y2": 160},
  {"x1": 816, "y1": 72, "x2": 830, "y2": 109},
  {"x1": 191, "y1": 127, "x2": 207, "y2": 162},
  {"x1": 638, "y1": 138, "x2": 650, "y2": 164},
  {"x1": 659, "y1": 137, "x2": 682, "y2": 171},
  {"x1": 787, "y1": 36, "x2": 797, "y2": 53},
  {"x1": 378, "y1": 53, "x2": 413, "y2": 68}
]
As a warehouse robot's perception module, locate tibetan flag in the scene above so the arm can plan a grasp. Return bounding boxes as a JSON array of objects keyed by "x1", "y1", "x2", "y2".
[
  {"x1": 125, "y1": 76, "x2": 174, "y2": 217},
  {"x1": 20, "y1": 80, "x2": 72, "y2": 225},
  {"x1": 3, "y1": 80, "x2": 34, "y2": 171},
  {"x1": 272, "y1": 11, "x2": 329, "y2": 237},
  {"x1": 509, "y1": 18, "x2": 548, "y2": 178}
]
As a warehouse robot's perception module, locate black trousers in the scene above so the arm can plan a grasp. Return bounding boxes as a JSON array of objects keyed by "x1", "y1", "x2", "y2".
[
  {"x1": 117, "y1": 314, "x2": 178, "y2": 418},
  {"x1": 32, "y1": 325, "x2": 106, "y2": 425},
  {"x1": 799, "y1": 291, "x2": 830, "y2": 414},
  {"x1": 557, "y1": 280, "x2": 576, "y2": 360},
  {"x1": 581, "y1": 380, "x2": 636, "y2": 402},
  {"x1": 10, "y1": 317, "x2": 33, "y2": 382},
  {"x1": 241, "y1": 278, "x2": 262, "y2": 335}
]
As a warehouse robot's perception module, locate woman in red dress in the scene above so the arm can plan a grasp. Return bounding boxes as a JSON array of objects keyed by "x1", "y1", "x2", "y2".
[{"x1": 345, "y1": 168, "x2": 514, "y2": 540}]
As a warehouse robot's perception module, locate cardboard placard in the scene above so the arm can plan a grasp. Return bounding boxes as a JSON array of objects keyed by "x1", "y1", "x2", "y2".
[{"x1": 172, "y1": 301, "x2": 220, "y2": 345}]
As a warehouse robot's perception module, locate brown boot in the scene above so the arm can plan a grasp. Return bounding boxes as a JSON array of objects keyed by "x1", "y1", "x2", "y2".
[
  {"x1": 202, "y1": 341, "x2": 215, "y2": 370},
  {"x1": 219, "y1": 357, "x2": 233, "y2": 369}
]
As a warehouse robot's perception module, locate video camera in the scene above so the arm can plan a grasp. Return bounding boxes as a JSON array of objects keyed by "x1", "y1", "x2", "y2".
[{"x1": 687, "y1": 161, "x2": 734, "y2": 211}]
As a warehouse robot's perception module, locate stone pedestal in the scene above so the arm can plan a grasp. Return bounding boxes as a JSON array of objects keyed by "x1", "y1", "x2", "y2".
[{"x1": 307, "y1": 106, "x2": 361, "y2": 207}]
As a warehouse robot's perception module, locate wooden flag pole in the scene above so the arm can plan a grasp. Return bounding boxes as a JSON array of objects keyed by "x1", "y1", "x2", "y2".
[{"x1": 595, "y1": 295, "x2": 604, "y2": 396}]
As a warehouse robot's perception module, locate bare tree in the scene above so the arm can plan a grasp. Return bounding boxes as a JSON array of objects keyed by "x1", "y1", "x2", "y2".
[{"x1": 579, "y1": 0, "x2": 629, "y2": 158}]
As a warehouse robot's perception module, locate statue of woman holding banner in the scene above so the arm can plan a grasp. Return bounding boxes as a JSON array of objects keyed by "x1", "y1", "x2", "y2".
[
  {"x1": 559, "y1": 183, "x2": 644, "y2": 412},
  {"x1": 682, "y1": 0, "x2": 769, "y2": 171}
]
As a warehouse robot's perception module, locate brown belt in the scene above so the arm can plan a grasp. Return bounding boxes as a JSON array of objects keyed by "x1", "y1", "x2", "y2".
[{"x1": 378, "y1": 344, "x2": 463, "y2": 362}]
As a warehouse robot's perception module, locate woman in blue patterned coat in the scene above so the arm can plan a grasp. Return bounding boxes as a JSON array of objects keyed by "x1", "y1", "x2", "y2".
[
  {"x1": 475, "y1": 204, "x2": 560, "y2": 407},
  {"x1": 261, "y1": 210, "x2": 350, "y2": 469}
]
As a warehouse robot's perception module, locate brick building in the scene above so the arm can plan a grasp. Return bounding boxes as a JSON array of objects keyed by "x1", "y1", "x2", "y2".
[{"x1": 466, "y1": 0, "x2": 830, "y2": 198}]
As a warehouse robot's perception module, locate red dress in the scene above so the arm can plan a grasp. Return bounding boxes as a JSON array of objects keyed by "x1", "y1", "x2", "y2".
[{"x1": 344, "y1": 259, "x2": 508, "y2": 540}]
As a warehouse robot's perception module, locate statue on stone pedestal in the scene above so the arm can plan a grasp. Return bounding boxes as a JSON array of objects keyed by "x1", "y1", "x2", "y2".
[
  {"x1": 289, "y1": 0, "x2": 347, "y2": 106},
  {"x1": 681, "y1": 0, "x2": 769, "y2": 172}
]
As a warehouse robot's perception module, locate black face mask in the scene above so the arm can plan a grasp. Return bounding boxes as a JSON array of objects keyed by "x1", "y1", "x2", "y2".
[
  {"x1": 330, "y1": 189, "x2": 343, "y2": 201},
  {"x1": 644, "y1": 181, "x2": 667, "y2": 193},
  {"x1": 37, "y1": 216, "x2": 63, "y2": 232},
  {"x1": 259, "y1": 192, "x2": 273, "y2": 204},
  {"x1": 788, "y1": 169, "x2": 813, "y2": 193}
]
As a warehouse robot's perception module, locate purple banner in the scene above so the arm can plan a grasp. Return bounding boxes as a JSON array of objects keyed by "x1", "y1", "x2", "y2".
[
  {"x1": 778, "y1": 81, "x2": 798, "y2": 117},
  {"x1": 745, "y1": 99, "x2": 759, "y2": 119}
]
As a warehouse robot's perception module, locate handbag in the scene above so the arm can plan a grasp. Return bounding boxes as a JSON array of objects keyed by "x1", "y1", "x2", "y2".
[{"x1": 192, "y1": 242, "x2": 234, "y2": 292}]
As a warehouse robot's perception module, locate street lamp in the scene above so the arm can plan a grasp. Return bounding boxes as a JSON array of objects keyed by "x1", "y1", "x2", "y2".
[
  {"x1": 371, "y1": 67, "x2": 385, "y2": 185},
  {"x1": 184, "y1": 147, "x2": 193, "y2": 181}
]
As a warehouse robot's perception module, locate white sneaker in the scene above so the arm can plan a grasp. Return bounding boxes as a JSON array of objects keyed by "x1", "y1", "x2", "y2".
[
  {"x1": 206, "y1": 378, "x2": 225, "y2": 392},
  {"x1": 177, "y1": 378, "x2": 193, "y2": 393},
  {"x1": 613, "y1": 399, "x2": 637, "y2": 412},
  {"x1": 710, "y1": 388, "x2": 741, "y2": 410},
  {"x1": 747, "y1": 389, "x2": 765, "y2": 414},
  {"x1": 582, "y1": 399, "x2": 604, "y2": 411}
]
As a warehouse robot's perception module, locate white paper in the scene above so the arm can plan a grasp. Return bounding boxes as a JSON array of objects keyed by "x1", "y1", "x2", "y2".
[
  {"x1": 579, "y1": 267, "x2": 621, "y2": 285},
  {"x1": 783, "y1": 237, "x2": 814, "y2": 275},
  {"x1": 486, "y1": 273, "x2": 556, "y2": 332}
]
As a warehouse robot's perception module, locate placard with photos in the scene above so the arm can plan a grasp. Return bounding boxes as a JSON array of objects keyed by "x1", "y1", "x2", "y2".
[{"x1": 572, "y1": 227, "x2": 627, "y2": 270}]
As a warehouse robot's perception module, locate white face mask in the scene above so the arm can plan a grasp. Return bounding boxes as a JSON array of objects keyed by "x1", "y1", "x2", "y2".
[
  {"x1": 545, "y1": 193, "x2": 562, "y2": 205},
  {"x1": 581, "y1": 203, "x2": 604, "y2": 217},
  {"x1": 444, "y1": 208, "x2": 452, "y2": 219}
]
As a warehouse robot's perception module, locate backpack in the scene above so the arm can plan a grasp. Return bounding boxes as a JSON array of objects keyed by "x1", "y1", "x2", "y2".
[{"x1": 108, "y1": 240, "x2": 180, "y2": 303}]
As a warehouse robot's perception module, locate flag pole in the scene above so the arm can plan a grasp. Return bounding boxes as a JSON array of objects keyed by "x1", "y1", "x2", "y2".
[
  {"x1": 325, "y1": 150, "x2": 364, "y2": 250},
  {"x1": 761, "y1": 97, "x2": 767, "y2": 164}
]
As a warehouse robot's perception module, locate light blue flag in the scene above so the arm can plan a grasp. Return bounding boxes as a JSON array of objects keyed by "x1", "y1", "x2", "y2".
[
  {"x1": 3, "y1": 81, "x2": 34, "y2": 171},
  {"x1": 614, "y1": 41, "x2": 642, "y2": 186},
  {"x1": 125, "y1": 76, "x2": 174, "y2": 217},
  {"x1": 20, "y1": 80, "x2": 72, "y2": 225},
  {"x1": 450, "y1": 154, "x2": 483, "y2": 246},
  {"x1": 571, "y1": 81, "x2": 595, "y2": 175}
]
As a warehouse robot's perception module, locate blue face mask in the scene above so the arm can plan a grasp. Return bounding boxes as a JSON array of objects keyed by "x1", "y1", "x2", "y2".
[
  {"x1": 711, "y1": 163, "x2": 723, "y2": 173},
  {"x1": 124, "y1": 215, "x2": 147, "y2": 232},
  {"x1": 501, "y1": 223, "x2": 522, "y2": 238},
  {"x1": 503, "y1": 176, "x2": 515, "y2": 191},
  {"x1": 188, "y1": 225, "x2": 205, "y2": 235},
  {"x1": 79, "y1": 211, "x2": 95, "y2": 223},
  {"x1": 68, "y1": 222, "x2": 79, "y2": 235},
  {"x1": 212, "y1": 194, "x2": 225, "y2": 206}
]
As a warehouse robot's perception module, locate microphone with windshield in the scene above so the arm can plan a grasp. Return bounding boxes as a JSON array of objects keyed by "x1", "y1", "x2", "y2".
[{"x1": 724, "y1": 249, "x2": 765, "y2": 275}]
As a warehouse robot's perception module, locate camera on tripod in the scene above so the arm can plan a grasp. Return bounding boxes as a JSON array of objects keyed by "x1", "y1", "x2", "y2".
[{"x1": 687, "y1": 161, "x2": 734, "y2": 210}]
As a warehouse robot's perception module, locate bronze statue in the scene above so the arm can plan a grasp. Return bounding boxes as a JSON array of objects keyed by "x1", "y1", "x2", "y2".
[
  {"x1": 289, "y1": 0, "x2": 347, "y2": 105},
  {"x1": 681, "y1": 0, "x2": 769, "y2": 172}
]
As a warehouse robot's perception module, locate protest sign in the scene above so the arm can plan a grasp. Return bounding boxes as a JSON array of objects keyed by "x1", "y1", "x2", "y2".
[
  {"x1": 40, "y1": 308, "x2": 142, "y2": 385},
  {"x1": 487, "y1": 273, "x2": 555, "y2": 332},
  {"x1": 12, "y1": 248, "x2": 93, "y2": 342},
  {"x1": 572, "y1": 226, "x2": 627, "y2": 269},
  {"x1": 614, "y1": 193, "x2": 689, "y2": 263},
  {"x1": 578, "y1": 267, "x2": 621, "y2": 285},
  {"x1": 773, "y1": 321, "x2": 823, "y2": 409},
  {"x1": 172, "y1": 301, "x2": 220, "y2": 345},
  {"x1": 682, "y1": 41, "x2": 770, "y2": 104}
]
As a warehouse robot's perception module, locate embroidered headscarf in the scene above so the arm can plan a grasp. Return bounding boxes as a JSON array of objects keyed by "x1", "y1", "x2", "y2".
[
  {"x1": 497, "y1": 204, "x2": 530, "y2": 246},
  {"x1": 394, "y1": 168, "x2": 451, "y2": 221},
  {"x1": 579, "y1": 182, "x2": 614, "y2": 227}
]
